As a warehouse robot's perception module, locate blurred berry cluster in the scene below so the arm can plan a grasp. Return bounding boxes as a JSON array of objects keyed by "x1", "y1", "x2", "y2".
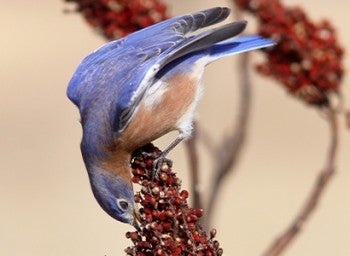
[
  {"x1": 235, "y1": 0, "x2": 344, "y2": 106},
  {"x1": 65, "y1": 0, "x2": 168, "y2": 39},
  {"x1": 126, "y1": 144, "x2": 223, "y2": 256}
]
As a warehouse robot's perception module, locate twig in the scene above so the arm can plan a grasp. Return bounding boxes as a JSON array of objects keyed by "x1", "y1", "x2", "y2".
[
  {"x1": 197, "y1": 124, "x2": 218, "y2": 157},
  {"x1": 205, "y1": 52, "x2": 251, "y2": 226},
  {"x1": 346, "y1": 109, "x2": 350, "y2": 129},
  {"x1": 185, "y1": 121, "x2": 203, "y2": 209},
  {"x1": 262, "y1": 107, "x2": 339, "y2": 256}
]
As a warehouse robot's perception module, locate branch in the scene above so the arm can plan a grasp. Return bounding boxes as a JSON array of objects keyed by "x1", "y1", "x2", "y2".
[
  {"x1": 205, "y1": 52, "x2": 251, "y2": 226},
  {"x1": 262, "y1": 107, "x2": 339, "y2": 256},
  {"x1": 126, "y1": 144, "x2": 223, "y2": 255},
  {"x1": 185, "y1": 122, "x2": 203, "y2": 209}
]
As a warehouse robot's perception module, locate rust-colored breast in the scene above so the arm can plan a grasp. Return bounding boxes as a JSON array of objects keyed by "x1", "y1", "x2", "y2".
[
  {"x1": 118, "y1": 73, "x2": 198, "y2": 152},
  {"x1": 103, "y1": 73, "x2": 198, "y2": 183}
]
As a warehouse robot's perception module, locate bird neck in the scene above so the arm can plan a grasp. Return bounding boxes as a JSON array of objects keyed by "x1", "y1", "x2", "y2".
[
  {"x1": 100, "y1": 150, "x2": 132, "y2": 185},
  {"x1": 79, "y1": 120, "x2": 131, "y2": 183},
  {"x1": 82, "y1": 143, "x2": 133, "y2": 187}
]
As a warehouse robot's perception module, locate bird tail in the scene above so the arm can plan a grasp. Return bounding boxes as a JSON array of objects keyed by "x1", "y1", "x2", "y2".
[
  {"x1": 207, "y1": 35, "x2": 275, "y2": 63},
  {"x1": 161, "y1": 20, "x2": 274, "y2": 68}
]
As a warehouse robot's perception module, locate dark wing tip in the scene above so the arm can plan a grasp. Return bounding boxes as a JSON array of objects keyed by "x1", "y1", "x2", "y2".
[
  {"x1": 217, "y1": 20, "x2": 248, "y2": 39},
  {"x1": 200, "y1": 7, "x2": 231, "y2": 25},
  {"x1": 173, "y1": 7, "x2": 231, "y2": 35}
]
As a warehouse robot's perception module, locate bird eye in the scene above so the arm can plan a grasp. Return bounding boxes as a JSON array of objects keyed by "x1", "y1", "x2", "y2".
[{"x1": 117, "y1": 199, "x2": 129, "y2": 211}]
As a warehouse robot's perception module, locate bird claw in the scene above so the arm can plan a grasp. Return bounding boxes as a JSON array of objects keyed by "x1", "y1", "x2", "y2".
[
  {"x1": 141, "y1": 151, "x2": 159, "y2": 159},
  {"x1": 152, "y1": 155, "x2": 172, "y2": 180}
]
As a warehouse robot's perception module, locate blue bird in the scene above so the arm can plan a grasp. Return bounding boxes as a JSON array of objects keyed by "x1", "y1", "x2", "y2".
[{"x1": 67, "y1": 7, "x2": 274, "y2": 228}]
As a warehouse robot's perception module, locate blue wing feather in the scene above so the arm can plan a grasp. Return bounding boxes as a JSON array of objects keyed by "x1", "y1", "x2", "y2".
[
  {"x1": 208, "y1": 35, "x2": 274, "y2": 60},
  {"x1": 67, "y1": 7, "x2": 232, "y2": 140},
  {"x1": 67, "y1": 7, "x2": 274, "y2": 151}
]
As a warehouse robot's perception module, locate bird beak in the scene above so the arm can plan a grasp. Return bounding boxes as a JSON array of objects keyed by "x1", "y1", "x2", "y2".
[{"x1": 132, "y1": 206, "x2": 141, "y2": 231}]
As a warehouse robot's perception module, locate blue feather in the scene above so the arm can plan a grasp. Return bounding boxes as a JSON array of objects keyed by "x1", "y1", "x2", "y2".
[
  {"x1": 67, "y1": 7, "x2": 274, "y2": 158},
  {"x1": 208, "y1": 35, "x2": 274, "y2": 60}
]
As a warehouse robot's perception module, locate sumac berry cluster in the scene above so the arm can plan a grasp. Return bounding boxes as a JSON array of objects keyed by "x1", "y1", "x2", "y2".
[
  {"x1": 65, "y1": 0, "x2": 168, "y2": 39},
  {"x1": 236, "y1": 0, "x2": 344, "y2": 106},
  {"x1": 125, "y1": 144, "x2": 223, "y2": 256}
]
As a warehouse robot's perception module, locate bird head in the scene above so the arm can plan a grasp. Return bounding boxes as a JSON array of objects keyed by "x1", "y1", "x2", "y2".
[{"x1": 87, "y1": 167, "x2": 140, "y2": 228}]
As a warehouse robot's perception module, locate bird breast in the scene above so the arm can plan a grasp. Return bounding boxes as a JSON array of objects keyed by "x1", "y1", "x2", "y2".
[{"x1": 116, "y1": 72, "x2": 201, "y2": 152}]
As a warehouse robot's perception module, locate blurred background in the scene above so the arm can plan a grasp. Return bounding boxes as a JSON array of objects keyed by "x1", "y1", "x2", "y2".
[{"x1": 1, "y1": 0, "x2": 349, "y2": 255}]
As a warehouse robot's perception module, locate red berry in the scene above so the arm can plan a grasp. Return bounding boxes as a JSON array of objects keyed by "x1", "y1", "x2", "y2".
[
  {"x1": 193, "y1": 208, "x2": 203, "y2": 217},
  {"x1": 180, "y1": 190, "x2": 189, "y2": 198},
  {"x1": 210, "y1": 228, "x2": 217, "y2": 239}
]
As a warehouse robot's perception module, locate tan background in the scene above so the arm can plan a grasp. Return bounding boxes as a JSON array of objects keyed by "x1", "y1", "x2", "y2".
[{"x1": 1, "y1": 0, "x2": 349, "y2": 255}]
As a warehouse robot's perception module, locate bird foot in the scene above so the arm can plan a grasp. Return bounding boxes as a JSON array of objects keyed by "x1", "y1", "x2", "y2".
[
  {"x1": 152, "y1": 155, "x2": 172, "y2": 180},
  {"x1": 141, "y1": 151, "x2": 159, "y2": 159}
]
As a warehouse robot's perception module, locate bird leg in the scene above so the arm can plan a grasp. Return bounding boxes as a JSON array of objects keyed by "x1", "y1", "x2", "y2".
[
  {"x1": 152, "y1": 134, "x2": 185, "y2": 177},
  {"x1": 162, "y1": 133, "x2": 185, "y2": 157}
]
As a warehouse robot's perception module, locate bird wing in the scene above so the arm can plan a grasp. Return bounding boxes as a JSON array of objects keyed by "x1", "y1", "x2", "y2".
[
  {"x1": 67, "y1": 7, "x2": 253, "y2": 139},
  {"x1": 67, "y1": 7, "x2": 232, "y2": 135}
]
